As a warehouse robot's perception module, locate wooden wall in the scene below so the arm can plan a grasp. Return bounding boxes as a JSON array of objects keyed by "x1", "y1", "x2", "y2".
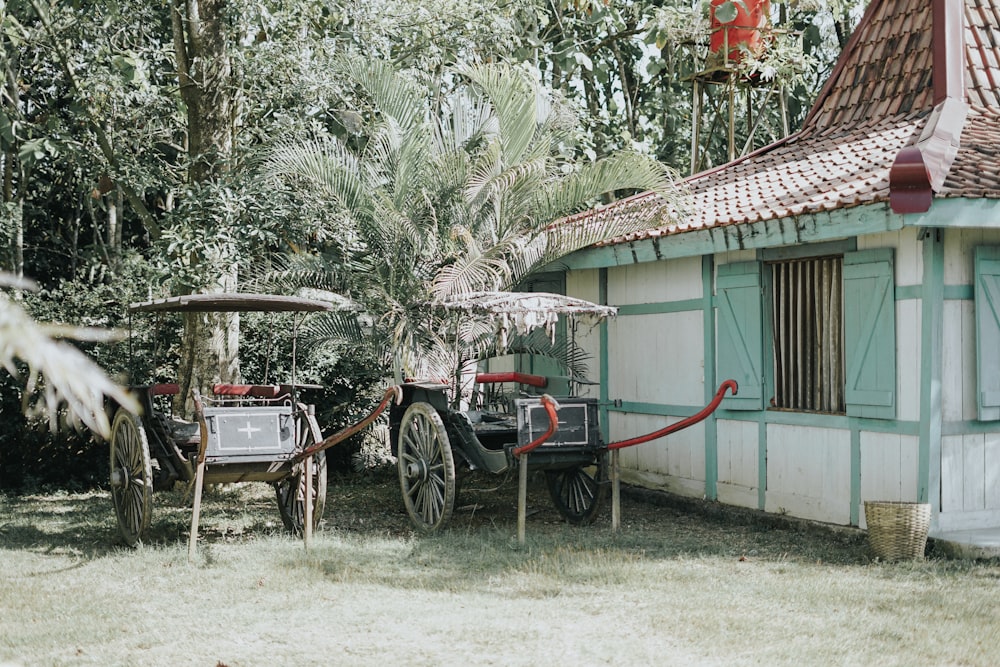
[{"x1": 562, "y1": 226, "x2": 1000, "y2": 530}]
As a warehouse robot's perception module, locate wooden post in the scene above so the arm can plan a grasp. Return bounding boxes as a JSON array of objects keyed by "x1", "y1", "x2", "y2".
[
  {"x1": 303, "y1": 455, "x2": 313, "y2": 550},
  {"x1": 611, "y1": 449, "x2": 621, "y2": 534},
  {"x1": 517, "y1": 454, "x2": 529, "y2": 545},
  {"x1": 690, "y1": 77, "x2": 701, "y2": 176},
  {"x1": 188, "y1": 390, "x2": 208, "y2": 563},
  {"x1": 188, "y1": 456, "x2": 206, "y2": 563}
]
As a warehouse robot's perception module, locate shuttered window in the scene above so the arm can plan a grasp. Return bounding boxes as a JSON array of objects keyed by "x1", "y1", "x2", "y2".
[
  {"x1": 717, "y1": 262, "x2": 764, "y2": 410},
  {"x1": 975, "y1": 246, "x2": 1000, "y2": 421},
  {"x1": 843, "y1": 249, "x2": 896, "y2": 419},
  {"x1": 716, "y1": 249, "x2": 895, "y2": 418},
  {"x1": 770, "y1": 257, "x2": 844, "y2": 412}
]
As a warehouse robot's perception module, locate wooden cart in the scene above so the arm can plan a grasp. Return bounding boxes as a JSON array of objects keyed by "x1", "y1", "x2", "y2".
[{"x1": 107, "y1": 293, "x2": 334, "y2": 554}]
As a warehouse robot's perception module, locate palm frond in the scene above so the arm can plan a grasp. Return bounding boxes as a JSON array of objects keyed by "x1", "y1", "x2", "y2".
[
  {"x1": 471, "y1": 328, "x2": 595, "y2": 383},
  {"x1": 265, "y1": 136, "x2": 374, "y2": 222},
  {"x1": 300, "y1": 311, "x2": 368, "y2": 349},
  {"x1": 341, "y1": 58, "x2": 428, "y2": 133},
  {"x1": 435, "y1": 89, "x2": 497, "y2": 154},
  {"x1": 535, "y1": 153, "x2": 682, "y2": 221},
  {"x1": 457, "y1": 63, "x2": 538, "y2": 165},
  {"x1": 0, "y1": 294, "x2": 137, "y2": 438}
]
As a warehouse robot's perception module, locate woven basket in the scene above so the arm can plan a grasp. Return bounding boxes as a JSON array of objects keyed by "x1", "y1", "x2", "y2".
[{"x1": 864, "y1": 501, "x2": 930, "y2": 561}]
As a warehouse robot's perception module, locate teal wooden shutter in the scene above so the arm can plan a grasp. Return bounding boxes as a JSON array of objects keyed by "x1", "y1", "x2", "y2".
[
  {"x1": 716, "y1": 262, "x2": 763, "y2": 410},
  {"x1": 843, "y1": 249, "x2": 896, "y2": 419},
  {"x1": 975, "y1": 247, "x2": 1000, "y2": 421}
]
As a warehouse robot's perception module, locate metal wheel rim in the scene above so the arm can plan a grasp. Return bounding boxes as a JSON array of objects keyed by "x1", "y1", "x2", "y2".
[
  {"x1": 109, "y1": 408, "x2": 152, "y2": 546},
  {"x1": 397, "y1": 402, "x2": 455, "y2": 532},
  {"x1": 546, "y1": 454, "x2": 607, "y2": 525},
  {"x1": 275, "y1": 411, "x2": 327, "y2": 535}
]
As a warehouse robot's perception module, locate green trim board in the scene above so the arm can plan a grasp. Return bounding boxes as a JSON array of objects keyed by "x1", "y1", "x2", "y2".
[
  {"x1": 560, "y1": 197, "x2": 1000, "y2": 273},
  {"x1": 850, "y1": 428, "x2": 861, "y2": 526},
  {"x1": 599, "y1": 268, "x2": 610, "y2": 444},
  {"x1": 703, "y1": 255, "x2": 719, "y2": 500},
  {"x1": 919, "y1": 230, "x2": 944, "y2": 508},
  {"x1": 560, "y1": 204, "x2": 906, "y2": 270},
  {"x1": 617, "y1": 298, "x2": 705, "y2": 316}
]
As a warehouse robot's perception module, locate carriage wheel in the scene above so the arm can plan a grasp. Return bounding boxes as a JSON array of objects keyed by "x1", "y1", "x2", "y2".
[
  {"x1": 109, "y1": 407, "x2": 153, "y2": 546},
  {"x1": 397, "y1": 402, "x2": 455, "y2": 532},
  {"x1": 545, "y1": 453, "x2": 609, "y2": 525},
  {"x1": 275, "y1": 412, "x2": 328, "y2": 536}
]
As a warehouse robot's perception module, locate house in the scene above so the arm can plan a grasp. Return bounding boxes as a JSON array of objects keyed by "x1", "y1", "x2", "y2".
[{"x1": 556, "y1": 0, "x2": 1000, "y2": 552}]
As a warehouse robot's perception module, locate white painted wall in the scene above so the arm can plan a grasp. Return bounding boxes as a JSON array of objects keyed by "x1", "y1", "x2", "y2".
[
  {"x1": 607, "y1": 256, "x2": 702, "y2": 304},
  {"x1": 716, "y1": 419, "x2": 759, "y2": 509},
  {"x1": 607, "y1": 311, "x2": 704, "y2": 405},
  {"x1": 561, "y1": 226, "x2": 1000, "y2": 530},
  {"x1": 938, "y1": 228, "x2": 1000, "y2": 530},
  {"x1": 765, "y1": 424, "x2": 852, "y2": 524},
  {"x1": 858, "y1": 433, "x2": 920, "y2": 528}
]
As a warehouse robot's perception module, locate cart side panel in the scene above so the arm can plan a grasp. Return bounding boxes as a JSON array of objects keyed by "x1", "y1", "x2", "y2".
[
  {"x1": 203, "y1": 405, "x2": 296, "y2": 464},
  {"x1": 516, "y1": 398, "x2": 601, "y2": 450}
]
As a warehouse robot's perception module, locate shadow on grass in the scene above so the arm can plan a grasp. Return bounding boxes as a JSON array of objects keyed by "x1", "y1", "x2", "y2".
[{"x1": 0, "y1": 483, "x2": 298, "y2": 559}]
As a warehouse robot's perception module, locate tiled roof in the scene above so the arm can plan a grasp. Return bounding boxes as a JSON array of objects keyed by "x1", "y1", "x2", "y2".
[{"x1": 591, "y1": 0, "x2": 1000, "y2": 247}]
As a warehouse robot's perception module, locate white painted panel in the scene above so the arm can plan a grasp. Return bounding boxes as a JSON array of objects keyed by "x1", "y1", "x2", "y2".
[
  {"x1": 941, "y1": 435, "x2": 965, "y2": 512},
  {"x1": 944, "y1": 227, "x2": 974, "y2": 285},
  {"x1": 713, "y1": 249, "x2": 756, "y2": 267},
  {"x1": 987, "y1": 434, "x2": 1000, "y2": 510},
  {"x1": 765, "y1": 424, "x2": 851, "y2": 524},
  {"x1": 941, "y1": 300, "x2": 977, "y2": 422},
  {"x1": 717, "y1": 419, "x2": 758, "y2": 489},
  {"x1": 609, "y1": 412, "x2": 705, "y2": 484},
  {"x1": 963, "y1": 434, "x2": 987, "y2": 511},
  {"x1": 607, "y1": 256, "x2": 702, "y2": 305},
  {"x1": 942, "y1": 228, "x2": 1000, "y2": 285},
  {"x1": 895, "y1": 299, "x2": 921, "y2": 423},
  {"x1": 858, "y1": 228, "x2": 922, "y2": 286},
  {"x1": 566, "y1": 268, "x2": 599, "y2": 304},
  {"x1": 607, "y1": 311, "x2": 704, "y2": 405},
  {"x1": 960, "y1": 300, "x2": 977, "y2": 421},
  {"x1": 564, "y1": 269, "x2": 603, "y2": 398},
  {"x1": 859, "y1": 433, "x2": 919, "y2": 512}
]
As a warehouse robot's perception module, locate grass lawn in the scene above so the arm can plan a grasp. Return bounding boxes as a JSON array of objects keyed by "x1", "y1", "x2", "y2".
[{"x1": 1, "y1": 469, "x2": 998, "y2": 666}]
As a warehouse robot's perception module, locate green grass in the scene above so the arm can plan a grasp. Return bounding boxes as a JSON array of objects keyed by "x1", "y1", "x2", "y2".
[{"x1": 1, "y1": 474, "x2": 998, "y2": 666}]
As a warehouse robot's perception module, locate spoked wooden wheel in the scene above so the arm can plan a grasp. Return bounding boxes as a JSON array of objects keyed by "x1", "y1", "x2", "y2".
[
  {"x1": 397, "y1": 402, "x2": 455, "y2": 532},
  {"x1": 109, "y1": 408, "x2": 153, "y2": 546},
  {"x1": 275, "y1": 411, "x2": 327, "y2": 536},
  {"x1": 545, "y1": 452, "x2": 609, "y2": 525}
]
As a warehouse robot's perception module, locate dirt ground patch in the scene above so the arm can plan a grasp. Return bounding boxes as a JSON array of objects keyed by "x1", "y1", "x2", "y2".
[{"x1": 323, "y1": 465, "x2": 870, "y2": 565}]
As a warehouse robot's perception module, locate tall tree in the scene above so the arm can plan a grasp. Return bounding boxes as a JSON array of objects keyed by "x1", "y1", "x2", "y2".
[{"x1": 170, "y1": 0, "x2": 241, "y2": 408}]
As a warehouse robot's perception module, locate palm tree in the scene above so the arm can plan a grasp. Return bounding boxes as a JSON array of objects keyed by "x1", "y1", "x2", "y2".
[{"x1": 263, "y1": 59, "x2": 683, "y2": 390}]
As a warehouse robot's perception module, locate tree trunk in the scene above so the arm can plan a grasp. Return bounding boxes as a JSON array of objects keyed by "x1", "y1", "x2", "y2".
[{"x1": 172, "y1": 0, "x2": 240, "y2": 414}]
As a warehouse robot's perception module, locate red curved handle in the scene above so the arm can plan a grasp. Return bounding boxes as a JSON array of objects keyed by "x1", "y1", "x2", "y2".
[
  {"x1": 512, "y1": 395, "x2": 560, "y2": 458},
  {"x1": 607, "y1": 380, "x2": 738, "y2": 451},
  {"x1": 292, "y1": 386, "x2": 402, "y2": 463}
]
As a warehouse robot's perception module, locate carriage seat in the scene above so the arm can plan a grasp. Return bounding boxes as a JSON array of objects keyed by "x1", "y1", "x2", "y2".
[
  {"x1": 475, "y1": 372, "x2": 548, "y2": 388},
  {"x1": 212, "y1": 383, "x2": 283, "y2": 399}
]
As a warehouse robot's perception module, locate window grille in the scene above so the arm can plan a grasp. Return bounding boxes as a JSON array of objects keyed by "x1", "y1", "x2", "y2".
[{"x1": 770, "y1": 257, "x2": 845, "y2": 413}]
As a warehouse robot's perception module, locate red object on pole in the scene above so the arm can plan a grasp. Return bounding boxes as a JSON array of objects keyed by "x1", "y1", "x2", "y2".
[
  {"x1": 709, "y1": 0, "x2": 770, "y2": 64},
  {"x1": 607, "y1": 380, "x2": 738, "y2": 451},
  {"x1": 512, "y1": 395, "x2": 560, "y2": 458}
]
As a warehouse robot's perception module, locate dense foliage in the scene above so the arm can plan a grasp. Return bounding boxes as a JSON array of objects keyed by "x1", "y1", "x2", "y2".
[{"x1": 0, "y1": 0, "x2": 862, "y2": 489}]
